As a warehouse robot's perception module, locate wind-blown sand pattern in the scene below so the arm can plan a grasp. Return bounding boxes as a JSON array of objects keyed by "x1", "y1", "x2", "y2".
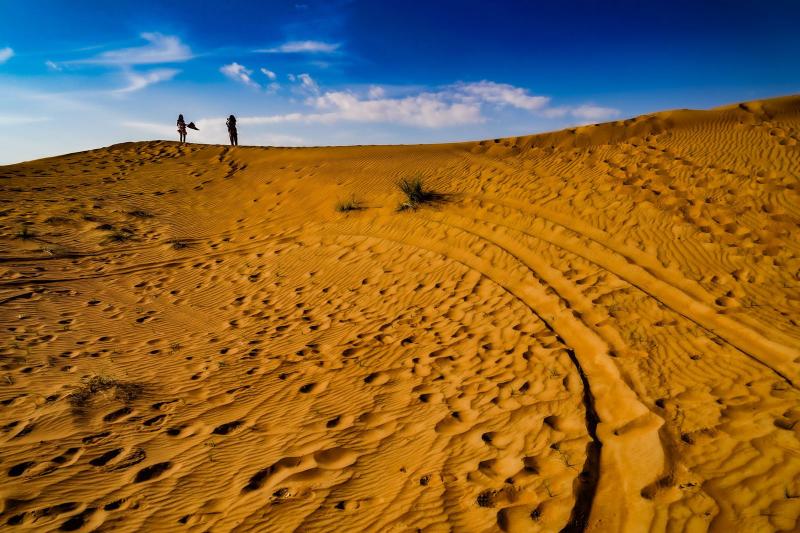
[{"x1": 1, "y1": 95, "x2": 799, "y2": 532}]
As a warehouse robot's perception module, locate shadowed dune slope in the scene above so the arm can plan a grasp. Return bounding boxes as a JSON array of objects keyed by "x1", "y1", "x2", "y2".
[{"x1": 0, "y1": 94, "x2": 799, "y2": 532}]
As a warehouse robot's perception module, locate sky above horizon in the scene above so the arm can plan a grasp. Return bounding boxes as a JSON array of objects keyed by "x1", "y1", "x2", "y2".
[{"x1": 1, "y1": 0, "x2": 799, "y2": 164}]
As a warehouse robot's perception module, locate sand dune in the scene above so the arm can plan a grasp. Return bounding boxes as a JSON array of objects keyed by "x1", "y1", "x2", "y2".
[{"x1": 0, "y1": 95, "x2": 799, "y2": 532}]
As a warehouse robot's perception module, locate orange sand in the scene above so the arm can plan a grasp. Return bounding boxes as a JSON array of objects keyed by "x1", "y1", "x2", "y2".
[{"x1": 0, "y1": 95, "x2": 799, "y2": 532}]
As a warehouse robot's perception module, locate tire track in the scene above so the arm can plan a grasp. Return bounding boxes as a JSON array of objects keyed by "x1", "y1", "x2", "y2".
[
  {"x1": 446, "y1": 194, "x2": 800, "y2": 385},
  {"x1": 332, "y1": 218, "x2": 665, "y2": 532}
]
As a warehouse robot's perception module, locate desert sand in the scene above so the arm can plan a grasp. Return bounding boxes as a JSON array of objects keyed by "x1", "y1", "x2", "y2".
[{"x1": 0, "y1": 95, "x2": 798, "y2": 532}]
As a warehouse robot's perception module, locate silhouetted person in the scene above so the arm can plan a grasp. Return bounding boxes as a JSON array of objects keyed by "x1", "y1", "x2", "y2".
[
  {"x1": 177, "y1": 114, "x2": 187, "y2": 144},
  {"x1": 227, "y1": 115, "x2": 238, "y2": 146}
]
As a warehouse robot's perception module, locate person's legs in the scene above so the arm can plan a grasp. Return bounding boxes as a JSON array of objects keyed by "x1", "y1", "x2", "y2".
[{"x1": 234, "y1": 132, "x2": 238, "y2": 146}]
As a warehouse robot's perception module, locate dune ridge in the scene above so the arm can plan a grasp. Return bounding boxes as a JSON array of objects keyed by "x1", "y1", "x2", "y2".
[{"x1": 0, "y1": 95, "x2": 799, "y2": 532}]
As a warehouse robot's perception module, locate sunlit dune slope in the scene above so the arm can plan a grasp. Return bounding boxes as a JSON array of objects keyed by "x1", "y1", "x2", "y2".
[{"x1": 0, "y1": 95, "x2": 799, "y2": 532}]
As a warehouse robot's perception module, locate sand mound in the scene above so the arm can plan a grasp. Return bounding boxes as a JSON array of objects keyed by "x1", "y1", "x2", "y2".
[{"x1": 1, "y1": 95, "x2": 799, "y2": 532}]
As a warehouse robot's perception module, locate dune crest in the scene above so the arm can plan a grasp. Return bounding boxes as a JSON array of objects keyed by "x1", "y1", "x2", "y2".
[{"x1": 1, "y1": 95, "x2": 799, "y2": 532}]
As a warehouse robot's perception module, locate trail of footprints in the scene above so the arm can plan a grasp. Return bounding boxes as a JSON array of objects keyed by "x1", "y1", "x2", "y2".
[{"x1": 1, "y1": 235, "x2": 590, "y2": 531}]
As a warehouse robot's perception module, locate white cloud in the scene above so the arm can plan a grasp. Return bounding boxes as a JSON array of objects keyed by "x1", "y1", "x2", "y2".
[
  {"x1": 312, "y1": 91, "x2": 482, "y2": 127},
  {"x1": 260, "y1": 67, "x2": 277, "y2": 80},
  {"x1": 457, "y1": 80, "x2": 550, "y2": 111},
  {"x1": 75, "y1": 33, "x2": 192, "y2": 65},
  {"x1": 45, "y1": 60, "x2": 62, "y2": 71},
  {"x1": 240, "y1": 89, "x2": 482, "y2": 128},
  {"x1": 367, "y1": 86, "x2": 385, "y2": 99},
  {"x1": 115, "y1": 68, "x2": 179, "y2": 93},
  {"x1": 297, "y1": 73, "x2": 319, "y2": 94},
  {"x1": 0, "y1": 47, "x2": 13, "y2": 64},
  {"x1": 242, "y1": 81, "x2": 549, "y2": 127},
  {"x1": 541, "y1": 106, "x2": 570, "y2": 119},
  {"x1": 541, "y1": 104, "x2": 620, "y2": 121},
  {"x1": 256, "y1": 40, "x2": 340, "y2": 54},
  {"x1": 221, "y1": 62, "x2": 259, "y2": 88},
  {"x1": 570, "y1": 104, "x2": 620, "y2": 121},
  {"x1": 227, "y1": 80, "x2": 618, "y2": 130}
]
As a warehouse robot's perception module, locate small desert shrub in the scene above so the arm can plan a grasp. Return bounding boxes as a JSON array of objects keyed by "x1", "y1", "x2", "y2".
[
  {"x1": 168, "y1": 239, "x2": 191, "y2": 250},
  {"x1": 335, "y1": 195, "x2": 360, "y2": 213},
  {"x1": 396, "y1": 177, "x2": 443, "y2": 211},
  {"x1": 15, "y1": 224, "x2": 35, "y2": 240},
  {"x1": 44, "y1": 216, "x2": 72, "y2": 225},
  {"x1": 68, "y1": 376, "x2": 143, "y2": 407},
  {"x1": 128, "y1": 210, "x2": 153, "y2": 218},
  {"x1": 107, "y1": 228, "x2": 134, "y2": 242}
]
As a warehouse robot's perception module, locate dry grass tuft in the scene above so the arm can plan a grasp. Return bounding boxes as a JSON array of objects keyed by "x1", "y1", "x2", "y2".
[
  {"x1": 68, "y1": 376, "x2": 143, "y2": 407},
  {"x1": 335, "y1": 195, "x2": 362, "y2": 213},
  {"x1": 396, "y1": 177, "x2": 444, "y2": 211}
]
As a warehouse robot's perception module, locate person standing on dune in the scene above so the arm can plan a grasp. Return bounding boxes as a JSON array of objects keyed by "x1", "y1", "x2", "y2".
[
  {"x1": 227, "y1": 115, "x2": 238, "y2": 146},
  {"x1": 177, "y1": 114, "x2": 187, "y2": 144}
]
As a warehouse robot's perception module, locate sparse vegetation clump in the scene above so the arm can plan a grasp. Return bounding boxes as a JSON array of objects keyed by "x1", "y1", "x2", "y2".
[
  {"x1": 335, "y1": 195, "x2": 361, "y2": 213},
  {"x1": 15, "y1": 224, "x2": 35, "y2": 240},
  {"x1": 106, "y1": 228, "x2": 135, "y2": 243},
  {"x1": 168, "y1": 239, "x2": 191, "y2": 250},
  {"x1": 128, "y1": 210, "x2": 154, "y2": 219},
  {"x1": 396, "y1": 177, "x2": 443, "y2": 211},
  {"x1": 68, "y1": 376, "x2": 143, "y2": 408},
  {"x1": 44, "y1": 216, "x2": 72, "y2": 225}
]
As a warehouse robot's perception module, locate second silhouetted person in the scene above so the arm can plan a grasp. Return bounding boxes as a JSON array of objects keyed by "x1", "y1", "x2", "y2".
[{"x1": 227, "y1": 115, "x2": 238, "y2": 146}]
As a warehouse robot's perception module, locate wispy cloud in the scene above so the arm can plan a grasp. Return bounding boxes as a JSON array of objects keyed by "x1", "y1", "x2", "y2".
[
  {"x1": 0, "y1": 47, "x2": 14, "y2": 64},
  {"x1": 542, "y1": 104, "x2": 620, "y2": 121},
  {"x1": 312, "y1": 90, "x2": 482, "y2": 127},
  {"x1": 368, "y1": 86, "x2": 385, "y2": 99},
  {"x1": 256, "y1": 40, "x2": 340, "y2": 54},
  {"x1": 241, "y1": 87, "x2": 482, "y2": 128},
  {"x1": 297, "y1": 73, "x2": 319, "y2": 94},
  {"x1": 260, "y1": 67, "x2": 277, "y2": 80},
  {"x1": 221, "y1": 62, "x2": 259, "y2": 88},
  {"x1": 115, "y1": 68, "x2": 180, "y2": 93},
  {"x1": 72, "y1": 33, "x2": 192, "y2": 66},
  {"x1": 45, "y1": 60, "x2": 62, "y2": 71},
  {"x1": 230, "y1": 80, "x2": 618, "y2": 129},
  {"x1": 570, "y1": 104, "x2": 620, "y2": 121},
  {"x1": 0, "y1": 115, "x2": 49, "y2": 126},
  {"x1": 457, "y1": 81, "x2": 550, "y2": 111}
]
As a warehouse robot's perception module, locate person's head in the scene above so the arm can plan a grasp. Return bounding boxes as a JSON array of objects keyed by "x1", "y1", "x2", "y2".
[
  {"x1": 178, "y1": 114, "x2": 184, "y2": 121},
  {"x1": 229, "y1": 115, "x2": 235, "y2": 121}
]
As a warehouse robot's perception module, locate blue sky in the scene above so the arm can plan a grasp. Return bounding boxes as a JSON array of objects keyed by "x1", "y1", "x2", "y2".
[{"x1": 1, "y1": 0, "x2": 798, "y2": 163}]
